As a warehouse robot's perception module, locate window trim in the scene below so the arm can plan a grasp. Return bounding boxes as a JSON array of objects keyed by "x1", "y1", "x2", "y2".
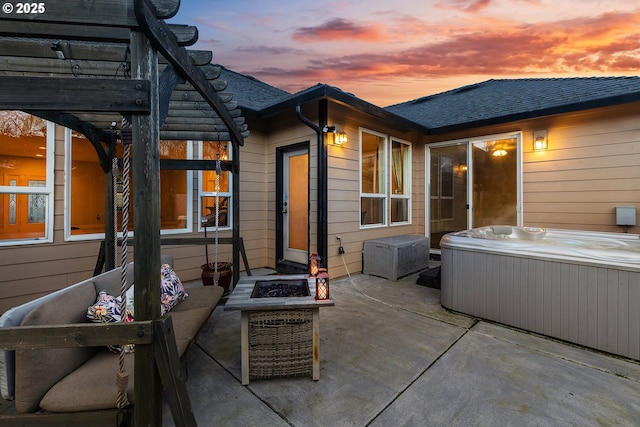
[
  {"x1": 359, "y1": 128, "x2": 388, "y2": 229},
  {"x1": 0, "y1": 119, "x2": 54, "y2": 246},
  {"x1": 64, "y1": 132, "x2": 193, "y2": 241},
  {"x1": 198, "y1": 140, "x2": 233, "y2": 232},
  {"x1": 359, "y1": 128, "x2": 413, "y2": 229},
  {"x1": 390, "y1": 137, "x2": 412, "y2": 226}
]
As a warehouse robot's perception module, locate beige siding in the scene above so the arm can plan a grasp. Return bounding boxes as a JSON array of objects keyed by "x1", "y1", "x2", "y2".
[
  {"x1": 428, "y1": 103, "x2": 640, "y2": 234},
  {"x1": 522, "y1": 104, "x2": 640, "y2": 232},
  {"x1": 326, "y1": 103, "x2": 426, "y2": 277}
]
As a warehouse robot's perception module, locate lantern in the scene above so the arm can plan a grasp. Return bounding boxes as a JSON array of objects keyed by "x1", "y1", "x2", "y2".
[
  {"x1": 316, "y1": 269, "x2": 330, "y2": 300},
  {"x1": 309, "y1": 252, "x2": 321, "y2": 277}
]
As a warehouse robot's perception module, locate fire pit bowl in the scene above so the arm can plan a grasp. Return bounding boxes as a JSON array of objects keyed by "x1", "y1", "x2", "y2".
[{"x1": 250, "y1": 279, "x2": 310, "y2": 298}]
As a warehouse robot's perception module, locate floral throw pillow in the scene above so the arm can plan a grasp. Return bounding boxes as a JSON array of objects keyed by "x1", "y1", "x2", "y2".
[
  {"x1": 160, "y1": 263, "x2": 188, "y2": 314},
  {"x1": 87, "y1": 290, "x2": 135, "y2": 353}
]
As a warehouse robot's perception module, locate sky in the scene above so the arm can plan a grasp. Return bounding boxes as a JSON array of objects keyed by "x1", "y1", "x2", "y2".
[{"x1": 169, "y1": 0, "x2": 640, "y2": 107}]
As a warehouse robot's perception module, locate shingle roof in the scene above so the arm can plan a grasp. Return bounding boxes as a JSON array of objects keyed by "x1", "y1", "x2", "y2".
[
  {"x1": 217, "y1": 65, "x2": 291, "y2": 112},
  {"x1": 385, "y1": 77, "x2": 640, "y2": 133}
]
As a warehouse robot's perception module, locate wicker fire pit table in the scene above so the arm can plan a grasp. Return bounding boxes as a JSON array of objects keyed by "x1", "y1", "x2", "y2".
[{"x1": 224, "y1": 275, "x2": 334, "y2": 385}]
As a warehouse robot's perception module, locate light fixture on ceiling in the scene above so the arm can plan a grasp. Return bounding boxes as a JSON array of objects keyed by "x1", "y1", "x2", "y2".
[
  {"x1": 533, "y1": 130, "x2": 548, "y2": 151},
  {"x1": 492, "y1": 149, "x2": 507, "y2": 157}
]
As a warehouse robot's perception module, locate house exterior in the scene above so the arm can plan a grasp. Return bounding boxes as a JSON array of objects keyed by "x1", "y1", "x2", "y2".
[{"x1": 2, "y1": 72, "x2": 639, "y2": 314}]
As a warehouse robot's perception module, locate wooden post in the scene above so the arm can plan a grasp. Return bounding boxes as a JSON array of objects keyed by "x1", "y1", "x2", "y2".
[
  {"x1": 104, "y1": 169, "x2": 116, "y2": 271},
  {"x1": 131, "y1": 29, "x2": 163, "y2": 427}
]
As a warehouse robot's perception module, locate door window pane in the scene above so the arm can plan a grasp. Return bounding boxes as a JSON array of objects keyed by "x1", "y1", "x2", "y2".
[{"x1": 472, "y1": 138, "x2": 518, "y2": 227}]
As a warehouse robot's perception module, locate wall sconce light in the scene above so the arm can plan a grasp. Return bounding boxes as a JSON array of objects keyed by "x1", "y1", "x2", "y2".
[
  {"x1": 334, "y1": 131, "x2": 348, "y2": 146},
  {"x1": 51, "y1": 41, "x2": 65, "y2": 60},
  {"x1": 533, "y1": 130, "x2": 548, "y2": 151},
  {"x1": 322, "y1": 125, "x2": 347, "y2": 146},
  {"x1": 315, "y1": 268, "x2": 330, "y2": 300}
]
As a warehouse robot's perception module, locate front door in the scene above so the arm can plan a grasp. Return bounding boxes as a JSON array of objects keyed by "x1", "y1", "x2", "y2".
[{"x1": 277, "y1": 144, "x2": 309, "y2": 272}]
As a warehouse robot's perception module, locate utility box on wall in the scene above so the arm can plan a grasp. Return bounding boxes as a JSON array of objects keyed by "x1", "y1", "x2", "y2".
[
  {"x1": 363, "y1": 235, "x2": 430, "y2": 281},
  {"x1": 616, "y1": 206, "x2": 636, "y2": 226}
]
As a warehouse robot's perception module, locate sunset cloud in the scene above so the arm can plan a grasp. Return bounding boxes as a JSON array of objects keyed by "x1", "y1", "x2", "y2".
[
  {"x1": 292, "y1": 18, "x2": 386, "y2": 42},
  {"x1": 174, "y1": 1, "x2": 640, "y2": 105}
]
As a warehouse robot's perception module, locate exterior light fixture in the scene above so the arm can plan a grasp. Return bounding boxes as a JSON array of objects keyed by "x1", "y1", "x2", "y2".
[
  {"x1": 492, "y1": 149, "x2": 507, "y2": 157},
  {"x1": 315, "y1": 268, "x2": 330, "y2": 300},
  {"x1": 334, "y1": 131, "x2": 348, "y2": 146},
  {"x1": 309, "y1": 252, "x2": 321, "y2": 277},
  {"x1": 51, "y1": 41, "x2": 65, "y2": 60},
  {"x1": 533, "y1": 130, "x2": 548, "y2": 151}
]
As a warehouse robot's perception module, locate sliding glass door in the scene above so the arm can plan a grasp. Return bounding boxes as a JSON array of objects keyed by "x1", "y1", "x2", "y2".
[{"x1": 427, "y1": 134, "x2": 520, "y2": 249}]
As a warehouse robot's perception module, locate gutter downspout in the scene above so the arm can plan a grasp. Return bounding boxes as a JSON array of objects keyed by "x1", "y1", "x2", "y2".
[{"x1": 296, "y1": 102, "x2": 329, "y2": 267}]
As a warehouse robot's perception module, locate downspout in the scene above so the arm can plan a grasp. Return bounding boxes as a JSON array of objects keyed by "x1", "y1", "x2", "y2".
[{"x1": 296, "y1": 102, "x2": 329, "y2": 267}]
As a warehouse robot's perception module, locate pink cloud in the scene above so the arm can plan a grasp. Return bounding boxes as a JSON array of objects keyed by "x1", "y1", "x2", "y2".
[{"x1": 292, "y1": 18, "x2": 386, "y2": 42}]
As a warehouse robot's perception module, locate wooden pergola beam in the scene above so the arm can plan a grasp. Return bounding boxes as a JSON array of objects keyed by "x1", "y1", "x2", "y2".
[
  {"x1": 1, "y1": 0, "x2": 180, "y2": 27},
  {"x1": 0, "y1": 77, "x2": 150, "y2": 112}
]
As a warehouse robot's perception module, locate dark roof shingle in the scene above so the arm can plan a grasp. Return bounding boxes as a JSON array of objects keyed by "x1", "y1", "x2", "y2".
[
  {"x1": 218, "y1": 65, "x2": 291, "y2": 112},
  {"x1": 385, "y1": 77, "x2": 640, "y2": 133}
]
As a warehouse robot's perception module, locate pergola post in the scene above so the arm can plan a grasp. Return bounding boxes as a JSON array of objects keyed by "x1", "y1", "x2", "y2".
[{"x1": 131, "y1": 29, "x2": 163, "y2": 427}]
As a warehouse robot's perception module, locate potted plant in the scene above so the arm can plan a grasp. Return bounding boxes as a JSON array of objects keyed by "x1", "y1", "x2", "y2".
[{"x1": 201, "y1": 216, "x2": 233, "y2": 294}]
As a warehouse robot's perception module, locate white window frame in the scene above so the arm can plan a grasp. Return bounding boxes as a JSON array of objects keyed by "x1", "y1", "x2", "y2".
[
  {"x1": 390, "y1": 137, "x2": 412, "y2": 226},
  {"x1": 198, "y1": 140, "x2": 232, "y2": 232},
  {"x1": 359, "y1": 128, "x2": 388, "y2": 229},
  {"x1": 64, "y1": 132, "x2": 193, "y2": 241},
  {"x1": 0, "y1": 120, "x2": 55, "y2": 246}
]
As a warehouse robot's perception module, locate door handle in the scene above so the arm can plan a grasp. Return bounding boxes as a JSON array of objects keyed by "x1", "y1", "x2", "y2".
[{"x1": 282, "y1": 201, "x2": 288, "y2": 214}]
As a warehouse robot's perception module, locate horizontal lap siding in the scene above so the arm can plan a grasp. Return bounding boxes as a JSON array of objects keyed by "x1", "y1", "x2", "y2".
[
  {"x1": 326, "y1": 104, "x2": 426, "y2": 277},
  {"x1": 441, "y1": 248, "x2": 640, "y2": 360},
  {"x1": 521, "y1": 104, "x2": 640, "y2": 232}
]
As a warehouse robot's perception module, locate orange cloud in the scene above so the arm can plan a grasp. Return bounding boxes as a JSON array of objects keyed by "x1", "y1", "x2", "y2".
[
  {"x1": 292, "y1": 18, "x2": 386, "y2": 42},
  {"x1": 231, "y1": 8, "x2": 640, "y2": 105}
]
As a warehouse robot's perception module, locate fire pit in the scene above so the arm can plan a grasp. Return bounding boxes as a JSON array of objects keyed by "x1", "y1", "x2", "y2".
[
  {"x1": 251, "y1": 279, "x2": 310, "y2": 298},
  {"x1": 224, "y1": 275, "x2": 334, "y2": 385}
]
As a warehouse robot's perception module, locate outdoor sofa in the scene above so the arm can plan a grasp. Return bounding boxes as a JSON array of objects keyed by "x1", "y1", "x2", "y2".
[{"x1": 0, "y1": 254, "x2": 222, "y2": 417}]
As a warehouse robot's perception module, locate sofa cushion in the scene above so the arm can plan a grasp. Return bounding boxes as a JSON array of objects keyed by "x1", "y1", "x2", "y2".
[
  {"x1": 170, "y1": 286, "x2": 223, "y2": 313},
  {"x1": 40, "y1": 350, "x2": 135, "y2": 413},
  {"x1": 169, "y1": 307, "x2": 216, "y2": 356},
  {"x1": 14, "y1": 283, "x2": 99, "y2": 414}
]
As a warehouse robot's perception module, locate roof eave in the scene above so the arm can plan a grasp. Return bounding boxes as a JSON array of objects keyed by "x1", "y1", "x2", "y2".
[{"x1": 253, "y1": 85, "x2": 432, "y2": 134}]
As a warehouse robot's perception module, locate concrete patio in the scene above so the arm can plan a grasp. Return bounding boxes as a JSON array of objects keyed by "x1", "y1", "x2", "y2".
[{"x1": 163, "y1": 269, "x2": 640, "y2": 426}]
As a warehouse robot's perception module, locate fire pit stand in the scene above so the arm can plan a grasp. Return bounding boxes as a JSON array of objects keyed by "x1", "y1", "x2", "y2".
[{"x1": 224, "y1": 275, "x2": 334, "y2": 385}]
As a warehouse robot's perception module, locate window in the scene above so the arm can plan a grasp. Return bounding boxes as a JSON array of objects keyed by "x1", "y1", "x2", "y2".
[
  {"x1": 65, "y1": 132, "x2": 192, "y2": 240},
  {"x1": 360, "y1": 129, "x2": 387, "y2": 227},
  {"x1": 0, "y1": 111, "x2": 54, "y2": 245},
  {"x1": 359, "y1": 129, "x2": 412, "y2": 228},
  {"x1": 199, "y1": 140, "x2": 231, "y2": 230},
  {"x1": 390, "y1": 139, "x2": 411, "y2": 224}
]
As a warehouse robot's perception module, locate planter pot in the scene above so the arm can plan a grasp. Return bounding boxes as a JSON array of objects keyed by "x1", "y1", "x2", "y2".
[{"x1": 201, "y1": 262, "x2": 233, "y2": 294}]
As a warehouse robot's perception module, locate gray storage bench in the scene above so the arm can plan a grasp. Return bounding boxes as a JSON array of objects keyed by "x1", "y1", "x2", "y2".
[{"x1": 363, "y1": 235, "x2": 430, "y2": 280}]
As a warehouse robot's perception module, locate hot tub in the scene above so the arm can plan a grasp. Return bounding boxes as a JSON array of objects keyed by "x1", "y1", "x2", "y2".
[{"x1": 440, "y1": 226, "x2": 640, "y2": 360}]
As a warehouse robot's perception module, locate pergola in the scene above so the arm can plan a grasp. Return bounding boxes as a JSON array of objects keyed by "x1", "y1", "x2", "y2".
[{"x1": 0, "y1": 0, "x2": 248, "y2": 425}]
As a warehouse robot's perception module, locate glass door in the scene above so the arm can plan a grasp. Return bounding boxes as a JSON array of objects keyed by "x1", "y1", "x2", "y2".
[
  {"x1": 428, "y1": 144, "x2": 468, "y2": 249},
  {"x1": 427, "y1": 134, "x2": 520, "y2": 249}
]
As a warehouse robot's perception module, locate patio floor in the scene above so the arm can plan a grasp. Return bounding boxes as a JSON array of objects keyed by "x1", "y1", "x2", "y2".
[{"x1": 163, "y1": 269, "x2": 640, "y2": 426}]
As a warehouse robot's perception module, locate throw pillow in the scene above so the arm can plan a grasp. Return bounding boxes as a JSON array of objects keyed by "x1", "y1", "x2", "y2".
[
  {"x1": 160, "y1": 263, "x2": 188, "y2": 314},
  {"x1": 87, "y1": 290, "x2": 134, "y2": 353}
]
